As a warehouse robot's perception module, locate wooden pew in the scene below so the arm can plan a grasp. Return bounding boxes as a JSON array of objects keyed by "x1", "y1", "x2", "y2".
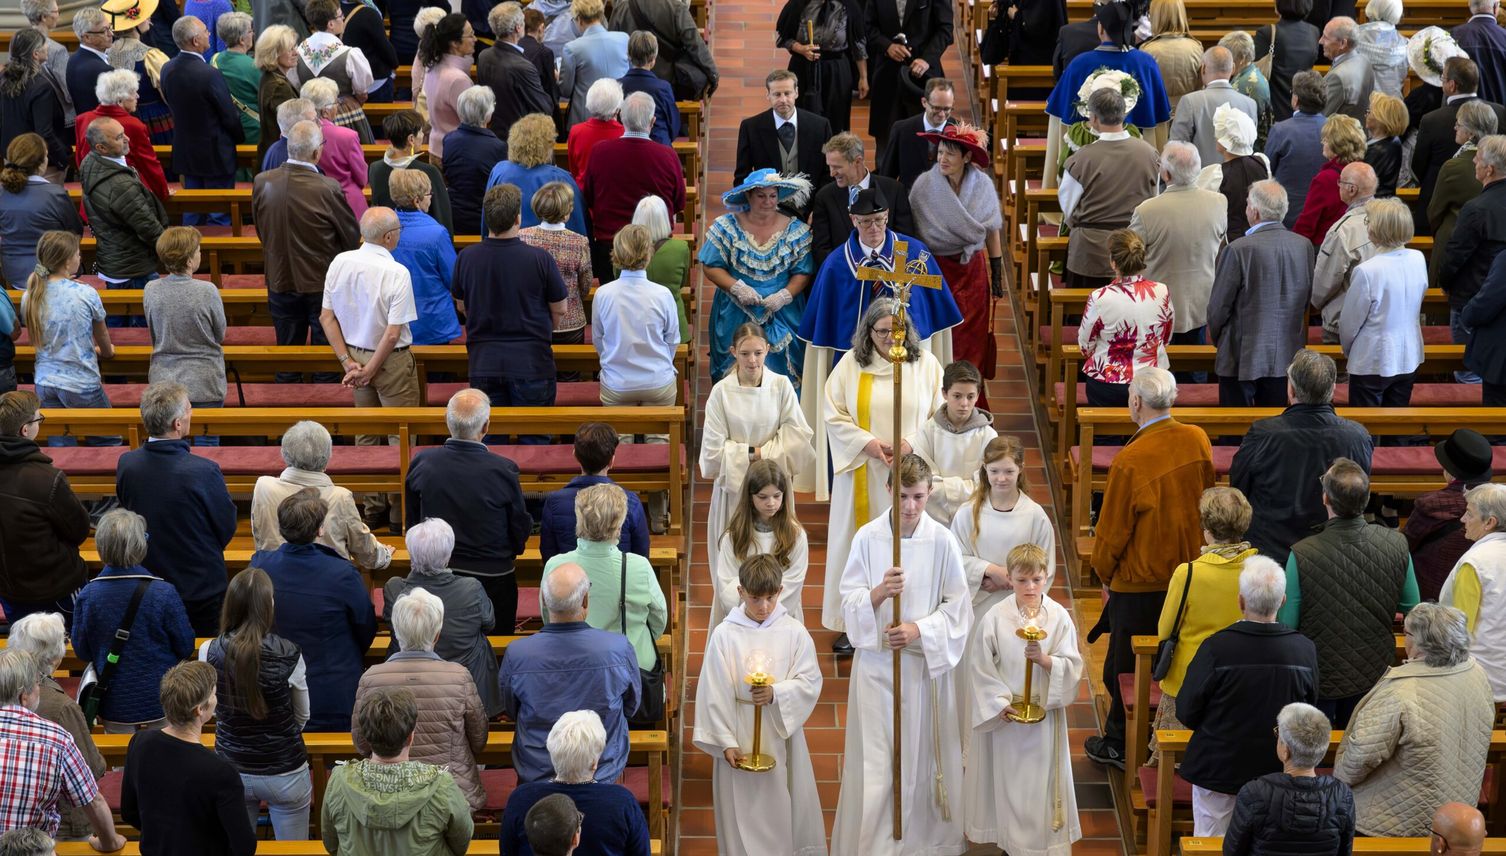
[
  {"x1": 58, "y1": 843, "x2": 662, "y2": 856},
  {"x1": 1180, "y1": 839, "x2": 1506, "y2": 853},
  {"x1": 1061, "y1": 0, "x2": 1472, "y2": 28},
  {"x1": 365, "y1": 94, "x2": 705, "y2": 143}
]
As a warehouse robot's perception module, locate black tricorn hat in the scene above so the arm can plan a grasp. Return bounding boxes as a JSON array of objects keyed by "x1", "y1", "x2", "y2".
[
  {"x1": 848, "y1": 185, "x2": 890, "y2": 215},
  {"x1": 1436, "y1": 428, "x2": 1494, "y2": 483}
]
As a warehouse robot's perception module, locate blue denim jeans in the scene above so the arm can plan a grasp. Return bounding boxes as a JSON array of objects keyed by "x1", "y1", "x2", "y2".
[
  {"x1": 181, "y1": 174, "x2": 234, "y2": 226},
  {"x1": 192, "y1": 400, "x2": 221, "y2": 446},
  {"x1": 103, "y1": 275, "x2": 153, "y2": 327},
  {"x1": 475, "y1": 375, "x2": 557, "y2": 444},
  {"x1": 1452, "y1": 308, "x2": 1483, "y2": 384},
  {"x1": 34, "y1": 383, "x2": 122, "y2": 446},
  {"x1": 241, "y1": 764, "x2": 313, "y2": 841}
]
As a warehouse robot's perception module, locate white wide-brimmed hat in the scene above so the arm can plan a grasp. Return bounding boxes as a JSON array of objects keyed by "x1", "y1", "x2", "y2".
[{"x1": 1408, "y1": 26, "x2": 1467, "y2": 88}]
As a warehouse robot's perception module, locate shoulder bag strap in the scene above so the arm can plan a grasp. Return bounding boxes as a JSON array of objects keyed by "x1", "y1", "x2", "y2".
[
  {"x1": 619, "y1": 551, "x2": 629, "y2": 636},
  {"x1": 1166, "y1": 562, "x2": 1194, "y2": 642},
  {"x1": 96, "y1": 579, "x2": 153, "y2": 690}
]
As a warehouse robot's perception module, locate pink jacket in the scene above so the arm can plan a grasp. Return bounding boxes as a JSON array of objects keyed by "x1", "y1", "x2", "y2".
[{"x1": 318, "y1": 118, "x2": 369, "y2": 218}]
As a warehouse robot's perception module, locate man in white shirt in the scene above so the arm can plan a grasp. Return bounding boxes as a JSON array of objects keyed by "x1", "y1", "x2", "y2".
[{"x1": 319, "y1": 206, "x2": 420, "y2": 528}]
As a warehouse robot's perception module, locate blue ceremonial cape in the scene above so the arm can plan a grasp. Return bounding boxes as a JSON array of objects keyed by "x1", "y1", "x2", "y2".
[
  {"x1": 1046, "y1": 45, "x2": 1172, "y2": 129},
  {"x1": 796, "y1": 230, "x2": 963, "y2": 351}
]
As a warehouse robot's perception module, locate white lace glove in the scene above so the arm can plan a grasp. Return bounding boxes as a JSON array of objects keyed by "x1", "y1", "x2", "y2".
[
  {"x1": 729, "y1": 280, "x2": 762, "y2": 306},
  {"x1": 762, "y1": 287, "x2": 794, "y2": 311}
]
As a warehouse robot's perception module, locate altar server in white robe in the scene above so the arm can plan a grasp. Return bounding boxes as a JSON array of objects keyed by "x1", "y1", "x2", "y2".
[
  {"x1": 964, "y1": 543, "x2": 1084, "y2": 855},
  {"x1": 820, "y1": 299, "x2": 946, "y2": 644},
  {"x1": 701, "y1": 322, "x2": 816, "y2": 593},
  {"x1": 831, "y1": 454, "x2": 971, "y2": 856},
  {"x1": 711, "y1": 459, "x2": 810, "y2": 626},
  {"x1": 693, "y1": 554, "x2": 826, "y2": 856},
  {"x1": 949, "y1": 435, "x2": 1057, "y2": 731},
  {"x1": 911, "y1": 359, "x2": 998, "y2": 525}
]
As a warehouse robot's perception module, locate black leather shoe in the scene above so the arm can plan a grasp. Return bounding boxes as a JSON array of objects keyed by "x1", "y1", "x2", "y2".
[{"x1": 831, "y1": 633, "x2": 854, "y2": 655}]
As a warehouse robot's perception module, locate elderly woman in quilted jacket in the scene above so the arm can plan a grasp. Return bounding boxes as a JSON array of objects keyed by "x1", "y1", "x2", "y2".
[
  {"x1": 1223, "y1": 702, "x2": 1355, "y2": 855},
  {"x1": 1333, "y1": 603, "x2": 1496, "y2": 837}
]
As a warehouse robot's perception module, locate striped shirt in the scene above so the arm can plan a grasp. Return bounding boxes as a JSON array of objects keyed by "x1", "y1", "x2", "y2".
[{"x1": 0, "y1": 704, "x2": 99, "y2": 836}]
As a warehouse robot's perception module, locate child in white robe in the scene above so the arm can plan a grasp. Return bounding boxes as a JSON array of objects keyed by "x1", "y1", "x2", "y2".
[
  {"x1": 964, "y1": 543, "x2": 1084, "y2": 856},
  {"x1": 911, "y1": 360, "x2": 998, "y2": 525},
  {"x1": 711, "y1": 459, "x2": 809, "y2": 627},
  {"x1": 693, "y1": 554, "x2": 826, "y2": 856}
]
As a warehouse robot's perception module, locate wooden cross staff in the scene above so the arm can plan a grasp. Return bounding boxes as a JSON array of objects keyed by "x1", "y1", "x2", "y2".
[{"x1": 854, "y1": 239, "x2": 943, "y2": 840}]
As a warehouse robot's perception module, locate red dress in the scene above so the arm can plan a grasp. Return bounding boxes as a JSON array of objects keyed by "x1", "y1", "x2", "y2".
[
  {"x1": 73, "y1": 104, "x2": 170, "y2": 203},
  {"x1": 934, "y1": 251, "x2": 996, "y2": 408},
  {"x1": 1293, "y1": 158, "x2": 1345, "y2": 245}
]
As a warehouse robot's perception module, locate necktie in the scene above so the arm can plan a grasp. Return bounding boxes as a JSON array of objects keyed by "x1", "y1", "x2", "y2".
[
  {"x1": 777, "y1": 121, "x2": 796, "y2": 151},
  {"x1": 848, "y1": 186, "x2": 859, "y2": 205}
]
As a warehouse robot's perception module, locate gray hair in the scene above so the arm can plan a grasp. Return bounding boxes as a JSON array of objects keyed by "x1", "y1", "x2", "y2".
[
  {"x1": 360, "y1": 206, "x2": 401, "y2": 243},
  {"x1": 457, "y1": 85, "x2": 496, "y2": 126},
  {"x1": 488, "y1": 1, "x2": 524, "y2": 39},
  {"x1": 585, "y1": 77, "x2": 625, "y2": 121},
  {"x1": 391, "y1": 586, "x2": 445, "y2": 651},
  {"x1": 546, "y1": 709, "x2": 606, "y2": 784},
  {"x1": 1276, "y1": 702, "x2": 1331, "y2": 768},
  {"x1": 216, "y1": 11, "x2": 253, "y2": 48},
  {"x1": 1203, "y1": 45, "x2": 1234, "y2": 77},
  {"x1": 542, "y1": 563, "x2": 591, "y2": 618},
  {"x1": 84, "y1": 116, "x2": 118, "y2": 149},
  {"x1": 286, "y1": 119, "x2": 324, "y2": 161},
  {"x1": 852, "y1": 297, "x2": 921, "y2": 365},
  {"x1": 140, "y1": 380, "x2": 190, "y2": 437},
  {"x1": 1219, "y1": 30, "x2": 1256, "y2": 66},
  {"x1": 300, "y1": 77, "x2": 340, "y2": 113},
  {"x1": 414, "y1": 6, "x2": 447, "y2": 38},
  {"x1": 0, "y1": 827, "x2": 55, "y2": 856},
  {"x1": 97, "y1": 508, "x2": 149, "y2": 568},
  {"x1": 445, "y1": 388, "x2": 490, "y2": 440},
  {"x1": 1247, "y1": 179, "x2": 1289, "y2": 223},
  {"x1": 73, "y1": 6, "x2": 109, "y2": 39},
  {"x1": 8, "y1": 612, "x2": 66, "y2": 674},
  {"x1": 1327, "y1": 16, "x2": 1357, "y2": 45},
  {"x1": 1086, "y1": 87, "x2": 1127, "y2": 126},
  {"x1": 280, "y1": 419, "x2": 333, "y2": 471},
  {"x1": 0, "y1": 650, "x2": 38, "y2": 706},
  {"x1": 1471, "y1": 0, "x2": 1496, "y2": 12},
  {"x1": 171, "y1": 15, "x2": 204, "y2": 49},
  {"x1": 1160, "y1": 141, "x2": 1202, "y2": 186},
  {"x1": 1238, "y1": 555, "x2": 1286, "y2": 618},
  {"x1": 1466, "y1": 482, "x2": 1506, "y2": 531},
  {"x1": 1129, "y1": 366, "x2": 1178, "y2": 410},
  {"x1": 1287, "y1": 349, "x2": 1337, "y2": 404},
  {"x1": 405, "y1": 518, "x2": 456, "y2": 574},
  {"x1": 632, "y1": 195, "x2": 673, "y2": 242},
  {"x1": 95, "y1": 68, "x2": 140, "y2": 107},
  {"x1": 621, "y1": 91, "x2": 656, "y2": 133},
  {"x1": 1458, "y1": 100, "x2": 1499, "y2": 143},
  {"x1": 277, "y1": 97, "x2": 316, "y2": 135},
  {"x1": 1478, "y1": 135, "x2": 1506, "y2": 175},
  {"x1": 1404, "y1": 602, "x2": 1472, "y2": 667},
  {"x1": 21, "y1": 0, "x2": 57, "y2": 25}
]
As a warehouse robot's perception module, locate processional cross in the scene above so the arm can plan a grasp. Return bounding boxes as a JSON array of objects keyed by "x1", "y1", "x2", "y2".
[{"x1": 853, "y1": 239, "x2": 943, "y2": 841}]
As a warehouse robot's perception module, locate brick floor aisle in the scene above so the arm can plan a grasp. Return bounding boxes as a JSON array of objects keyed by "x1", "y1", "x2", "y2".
[{"x1": 676, "y1": 10, "x2": 1128, "y2": 853}]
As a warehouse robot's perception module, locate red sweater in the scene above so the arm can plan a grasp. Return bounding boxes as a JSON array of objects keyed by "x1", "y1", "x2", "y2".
[
  {"x1": 1293, "y1": 158, "x2": 1345, "y2": 245},
  {"x1": 566, "y1": 117, "x2": 623, "y2": 185},
  {"x1": 73, "y1": 105, "x2": 170, "y2": 203},
  {"x1": 581, "y1": 136, "x2": 685, "y2": 241}
]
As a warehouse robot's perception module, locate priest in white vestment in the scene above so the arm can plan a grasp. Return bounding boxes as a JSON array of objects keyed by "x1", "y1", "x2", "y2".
[
  {"x1": 964, "y1": 544, "x2": 1083, "y2": 856},
  {"x1": 693, "y1": 555, "x2": 826, "y2": 856},
  {"x1": 831, "y1": 455, "x2": 970, "y2": 856},
  {"x1": 819, "y1": 299, "x2": 945, "y2": 639}
]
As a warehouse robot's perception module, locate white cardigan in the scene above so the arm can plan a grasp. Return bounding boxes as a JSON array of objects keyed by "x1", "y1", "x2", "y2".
[{"x1": 1338, "y1": 247, "x2": 1427, "y2": 378}]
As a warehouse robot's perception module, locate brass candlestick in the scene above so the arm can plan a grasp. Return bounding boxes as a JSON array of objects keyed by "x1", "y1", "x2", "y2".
[
  {"x1": 736, "y1": 660, "x2": 777, "y2": 772},
  {"x1": 1008, "y1": 624, "x2": 1048, "y2": 724}
]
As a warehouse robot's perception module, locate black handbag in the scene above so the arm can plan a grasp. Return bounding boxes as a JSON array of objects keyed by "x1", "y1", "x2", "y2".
[
  {"x1": 77, "y1": 578, "x2": 152, "y2": 728},
  {"x1": 979, "y1": 5, "x2": 1010, "y2": 66},
  {"x1": 621, "y1": 553, "x2": 666, "y2": 728},
  {"x1": 1151, "y1": 563, "x2": 1193, "y2": 682}
]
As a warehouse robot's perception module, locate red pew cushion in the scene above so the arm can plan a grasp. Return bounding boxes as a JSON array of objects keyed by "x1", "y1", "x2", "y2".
[{"x1": 1117, "y1": 673, "x2": 1163, "y2": 714}]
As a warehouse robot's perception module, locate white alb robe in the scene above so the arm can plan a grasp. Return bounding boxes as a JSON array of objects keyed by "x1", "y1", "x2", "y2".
[
  {"x1": 910, "y1": 410, "x2": 999, "y2": 525},
  {"x1": 819, "y1": 351, "x2": 945, "y2": 632},
  {"x1": 692, "y1": 604, "x2": 826, "y2": 856},
  {"x1": 963, "y1": 595, "x2": 1084, "y2": 856},
  {"x1": 830, "y1": 513, "x2": 971, "y2": 856},
  {"x1": 711, "y1": 526, "x2": 810, "y2": 628},
  {"x1": 949, "y1": 493, "x2": 1057, "y2": 736},
  {"x1": 699, "y1": 370, "x2": 816, "y2": 596},
  {"x1": 796, "y1": 330, "x2": 952, "y2": 498}
]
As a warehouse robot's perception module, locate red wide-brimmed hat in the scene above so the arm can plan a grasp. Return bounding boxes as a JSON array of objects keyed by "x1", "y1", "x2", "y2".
[{"x1": 916, "y1": 122, "x2": 990, "y2": 169}]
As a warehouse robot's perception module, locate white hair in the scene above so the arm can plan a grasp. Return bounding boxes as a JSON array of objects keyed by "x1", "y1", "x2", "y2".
[
  {"x1": 547, "y1": 710, "x2": 607, "y2": 783},
  {"x1": 360, "y1": 207, "x2": 400, "y2": 243},
  {"x1": 632, "y1": 195, "x2": 672, "y2": 242},
  {"x1": 286, "y1": 120, "x2": 325, "y2": 161},
  {"x1": 0, "y1": 650, "x2": 38, "y2": 706},
  {"x1": 414, "y1": 6, "x2": 447, "y2": 39},
  {"x1": 216, "y1": 11, "x2": 254, "y2": 48},
  {"x1": 1404, "y1": 602, "x2": 1472, "y2": 667},
  {"x1": 620, "y1": 91, "x2": 655, "y2": 133},
  {"x1": 1129, "y1": 366, "x2": 1178, "y2": 410},
  {"x1": 391, "y1": 587, "x2": 445, "y2": 652},
  {"x1": 1202, "y1": 46, "x2": 1234, "y2": 77},
  {"x1": 300, "y1": 77, "x2": 340, "y2": 113},
  {"x1": 8, "y1": 612, "x2": 66, "y2": 673},
  {"x1": 171, "y1": 15, "x2": 204, "y2": 49},
  {"x1": 445, "y1": 388, "x2": 489, "y2": 440},
  {"x1": 542, "y1": 564, "x2": 590, "y2": 617},
  {"x1": 1365, "y1": 0, "x2": 1402, "y2": 23},
  {"x1": 1276, "y1": 703, "x2": 1331, "y2": 768},
  {"x1": 1247, "y1": 179, "x2": 1289, "y2": 223},
  {"x1": 21, "y1": 0, "x2": 56, "y2": 25},
  {"x1": 1238, "y1": 555, "x2": 1286, "y2": 617},
  {"x1": 276, "y1": 97, "x2": 315, "y2": 134},
  {"x1": 280, "y1": 419, "x2": 332, "y2": 471},
  {"x1": 95, "y1": 69, "x2": 140, "y2": 107},
  {"x1": 405, "y1": 518, "x2": 456, "y2": 574},
  {"x1": 585, "y1": 77, "x2": 624, "y2": 121},
  {"x1": 73, "y1": 7, "x2": 108, "y2": 39},
  {"x1": 1467, "y1": 482, "x2": 1506, "y2": 531},
  {"x1": 1471, "y1": 0, "x2": 1496, "y2": 13},
  {"x1": 1160, "y1": 141, "x2": 1201, "y2": 186}
]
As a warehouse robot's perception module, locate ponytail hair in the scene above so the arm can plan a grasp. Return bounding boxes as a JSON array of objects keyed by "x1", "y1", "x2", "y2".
[
  {"x1": 23, "y1": 231, "x2": 81, "y2": 345},
  {"x1": 966, "y1": 436, "x2": 1029, "y2": 544},
  {"x1": 0, "y1": 29, "x2": 45, "y2": 99},
  {"x1": 0, "y1": 133, "x2": 47, "y2": 195},
  {"x1": 418, "y1": 13, "x2": 469, "y2": 69}
]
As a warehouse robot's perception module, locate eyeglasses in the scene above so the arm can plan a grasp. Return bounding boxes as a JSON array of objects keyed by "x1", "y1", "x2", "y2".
[
  {"x1": 25, "y1": 414, "x2": 44, "y2": 427},
  {"x1": 853, "y1": 216, "x2": 888, "y2": 228},
  {"x1": 86, "y1": 27, "x2": 113, "y2": 35}
]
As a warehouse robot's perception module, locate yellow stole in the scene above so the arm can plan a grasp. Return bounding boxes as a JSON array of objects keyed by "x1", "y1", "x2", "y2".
[{"x1": 853, "y1": 371, "x2": 874, "y2": 530}]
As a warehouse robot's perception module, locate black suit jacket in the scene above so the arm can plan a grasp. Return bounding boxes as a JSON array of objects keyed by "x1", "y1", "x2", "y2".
[
  {"x1": 478, "y1": 42, "x2": 556, "y2": 140},
  {"x1": 809, "y1": 174, "x2": 914, "y2": 266},
  {"x1": 1413, "y1": 95, "x2": 1506, "y2": 219},
  {"x1": 1051, "y1": 20, "x2": 1101, "y2": 79},
  {"x1": 519, "y1": 36, "x2": 561, "y2": 107},
  {"x1": 67, "y1": 49, "x2": 112, "y2": 116},
  {"x1": 733, "y1": 108, "x2": 833, "y2": 205},
  {"x1": 159, "y1": 53, "x2": 245, "y2": 178},
  {"x1": 877, "y1": 113, "x2": 955, "y2": 192}
]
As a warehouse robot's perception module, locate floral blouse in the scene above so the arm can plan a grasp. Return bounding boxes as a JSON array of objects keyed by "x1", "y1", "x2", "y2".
[{"x1": 1077, "y1": 274, "x2": 1174, "y2": 383}]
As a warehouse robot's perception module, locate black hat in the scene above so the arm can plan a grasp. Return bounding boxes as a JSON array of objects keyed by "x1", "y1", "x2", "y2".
[
  {"x1": 849, "y1": 186, "x2": 890, "y2": 215},
  {"x1": 1436, "y1": 428, "x2": 1494, "y2": 483}
]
